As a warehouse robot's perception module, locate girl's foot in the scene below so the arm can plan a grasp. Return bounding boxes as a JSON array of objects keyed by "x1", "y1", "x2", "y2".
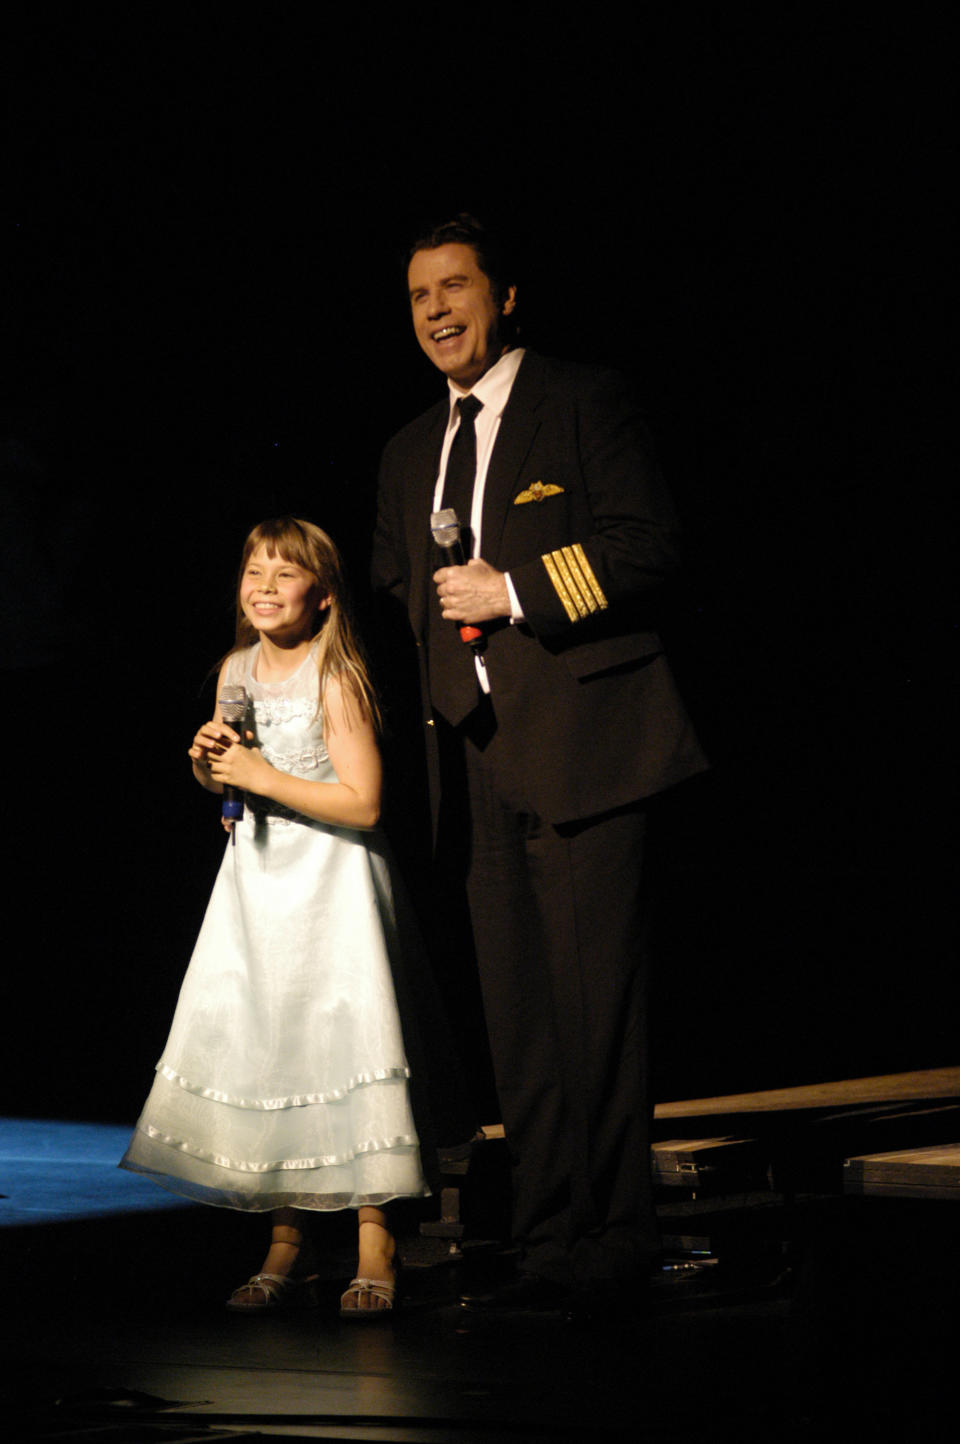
[
  {"x1": 227, "y1": 1270, "x2": 319, "y2": 1312},
  {"x1": 227, "y1": 1214, "x2": 318, "y2": 1312},
  {"x1": 339, "y1": 1274, "x2": 397, "y2": 1317},
  {"x1": 340, "y1": 1214, "x2": 397, "y2": 1317}
]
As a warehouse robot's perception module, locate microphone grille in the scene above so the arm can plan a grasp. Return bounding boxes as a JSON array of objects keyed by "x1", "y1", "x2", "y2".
[
  {"x1": 218, "y1": 684, "x2": 246, "y2": 727},
  {"x1": 430, "y1": 508, "x2": 461, "y2": 550}
]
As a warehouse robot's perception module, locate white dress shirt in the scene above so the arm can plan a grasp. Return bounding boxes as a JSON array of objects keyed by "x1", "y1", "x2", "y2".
[{"x1": 432, "y1": 348, "x2": 526, "y2": 647}]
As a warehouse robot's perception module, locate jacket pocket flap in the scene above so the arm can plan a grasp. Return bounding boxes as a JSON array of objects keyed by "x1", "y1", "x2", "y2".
[{"x1": 557, "y1": 629, "x2": 663, "y2": 680}]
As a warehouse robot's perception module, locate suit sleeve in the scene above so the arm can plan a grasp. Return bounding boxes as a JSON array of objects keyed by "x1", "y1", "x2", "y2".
[
  {"x1": 506, "y1": 369, "x2": 681, "y2": 641},
  {"x1": 370, "y1": 436, "x2": 410, "y2": 608}
]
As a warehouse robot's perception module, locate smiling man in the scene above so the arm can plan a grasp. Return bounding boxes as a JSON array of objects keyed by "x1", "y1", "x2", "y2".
[
  {"x1": 372, "y1": 214, "x2": 707, "y2": 1318},
  {"x1": 407, "y1": 241, "x2": 516, "y2": 390}
]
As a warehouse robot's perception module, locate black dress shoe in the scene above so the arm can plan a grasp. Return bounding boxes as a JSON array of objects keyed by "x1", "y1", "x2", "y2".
[{"x1": 460, "y1": 1273, "x2": 571, "y2": 1314}]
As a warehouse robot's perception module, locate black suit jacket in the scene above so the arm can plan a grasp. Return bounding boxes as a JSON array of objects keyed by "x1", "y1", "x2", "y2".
[{"x1": 372, "y1": 351, "x2": 707, "y2": 825}]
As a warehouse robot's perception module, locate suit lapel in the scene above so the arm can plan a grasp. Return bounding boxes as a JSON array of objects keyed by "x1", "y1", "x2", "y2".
[{"x1": 481, "y1": 351, "x2": 546, "y2": 562}]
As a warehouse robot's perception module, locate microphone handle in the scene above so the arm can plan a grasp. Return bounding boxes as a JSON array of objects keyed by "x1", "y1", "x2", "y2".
[
  {"x1": 221, "y1": 734, "x2": 251, "y2": 821},
  {"x1": 442, "y1": 538, "x2": 484, "y2": 648},
  {"x1": 218, "y1": 688, "x2": 248, "y2": 823},
  {"x1": 222, "y1": 784, "x2": 244, "y2": 821}
]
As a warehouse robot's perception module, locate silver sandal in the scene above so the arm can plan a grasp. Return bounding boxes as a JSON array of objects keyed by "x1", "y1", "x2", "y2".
[
  {"x1": 227, "y1": 1271, "x2": 319, "y2": 1312},
  {"x1": 339, "y1": 1275, "x2": 397, "y2": 1319}
]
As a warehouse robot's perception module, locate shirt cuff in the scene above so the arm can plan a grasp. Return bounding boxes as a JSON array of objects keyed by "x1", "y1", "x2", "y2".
[{"x1": 504, "y1": 572, "x2": 525, "y2": 624}]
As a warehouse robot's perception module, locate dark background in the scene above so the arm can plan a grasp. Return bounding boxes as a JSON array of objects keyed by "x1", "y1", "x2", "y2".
[{"x1": 2, "y1": 9, "x2": 952, "y2": 1123}]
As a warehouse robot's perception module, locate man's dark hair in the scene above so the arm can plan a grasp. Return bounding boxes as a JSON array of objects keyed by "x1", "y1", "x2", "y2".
[{"x1": 406, "y1": 213, "x2": 517, "y2": 316}]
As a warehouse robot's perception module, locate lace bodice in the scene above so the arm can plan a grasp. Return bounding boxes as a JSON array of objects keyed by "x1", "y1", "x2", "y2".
[{"x1": 224, "y1": 643, "x2": 333, "y2": 822}]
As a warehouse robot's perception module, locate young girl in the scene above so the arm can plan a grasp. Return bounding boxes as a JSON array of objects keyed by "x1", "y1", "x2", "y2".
[{"x1": 121, "y1": 517, "x2": 429, "y2": 1316}]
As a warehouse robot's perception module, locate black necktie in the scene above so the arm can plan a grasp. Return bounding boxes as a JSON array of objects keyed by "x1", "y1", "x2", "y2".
[
  {"x1": 441, "y1": 394, "x2": 483, "y2": 551},
  {"x1": 429, "y1": 394, "x2": 484, "y2": 725}
]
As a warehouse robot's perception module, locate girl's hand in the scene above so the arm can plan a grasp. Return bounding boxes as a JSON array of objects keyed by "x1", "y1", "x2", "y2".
[
  {"x1": 207, "y1": 732, "x2": 272, "y2": 794},
  {"x1": 189, "y1": 720, "x2": 241, "y2": 767}
]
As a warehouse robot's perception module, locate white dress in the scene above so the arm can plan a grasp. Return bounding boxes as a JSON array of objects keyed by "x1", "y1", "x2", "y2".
[{"x1": 120, "y1": 643, "x2": 429, "y2": 1211}]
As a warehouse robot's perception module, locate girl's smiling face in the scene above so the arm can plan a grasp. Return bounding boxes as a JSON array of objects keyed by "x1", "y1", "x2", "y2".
[{"x1": 240, "y1": 545, "x2": 329, "y2": 644}]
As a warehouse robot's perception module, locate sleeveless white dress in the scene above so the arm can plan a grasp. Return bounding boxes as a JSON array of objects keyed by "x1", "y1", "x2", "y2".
[{"x1": 120, "y1": 643, "x2": 429, "y2": 1211}]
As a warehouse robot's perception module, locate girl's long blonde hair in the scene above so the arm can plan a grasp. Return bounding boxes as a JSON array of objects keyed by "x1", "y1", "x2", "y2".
[{"x1": 227, "y1": 517, "x2": 380, "y2": 729}]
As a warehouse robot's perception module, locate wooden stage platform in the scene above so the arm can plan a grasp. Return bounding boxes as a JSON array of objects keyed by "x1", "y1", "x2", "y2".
[{"x1": 654, "y1": 1065, "x2": 960, "y2": 1120}]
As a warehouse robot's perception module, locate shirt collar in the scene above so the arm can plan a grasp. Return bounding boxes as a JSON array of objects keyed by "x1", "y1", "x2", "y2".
[{"x1": 446, "y1": 347, "x2": 525, "y2": 425}]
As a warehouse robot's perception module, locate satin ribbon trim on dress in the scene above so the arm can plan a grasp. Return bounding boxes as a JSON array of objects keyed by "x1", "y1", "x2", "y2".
[
  {"x1": 156, "y1": 1061, "x2": 411, "y2": 1111},
  {"x1": 136, "y1": 1121, "x2": 421, "y2": 1174}
]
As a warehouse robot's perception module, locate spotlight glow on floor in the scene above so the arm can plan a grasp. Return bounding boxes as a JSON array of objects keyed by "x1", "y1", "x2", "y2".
[{"x1": 0, "y1": 1118, "x2": 192, "y2": 1225}]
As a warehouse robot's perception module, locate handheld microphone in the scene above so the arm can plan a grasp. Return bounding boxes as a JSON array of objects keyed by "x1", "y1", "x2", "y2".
[
  {"x1": 217, "y1": 684, "x2": 248, "y2": 836},
  {"x1": 430, "y1": 507, "x2": 484, "y2": 648}
]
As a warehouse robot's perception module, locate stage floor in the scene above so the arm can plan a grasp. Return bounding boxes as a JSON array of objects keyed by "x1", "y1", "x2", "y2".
[{"x1": 2, "y1": 1110, "x2": 953, "y2": 1441}]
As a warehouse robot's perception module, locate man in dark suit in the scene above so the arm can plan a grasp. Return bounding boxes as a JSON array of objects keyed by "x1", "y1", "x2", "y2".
[{"x1": 372, "y1": 216, "x2": 706, "y2": 1313}]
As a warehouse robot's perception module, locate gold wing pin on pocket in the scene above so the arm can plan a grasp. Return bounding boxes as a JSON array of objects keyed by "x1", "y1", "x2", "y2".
[{"x1": 514, "y1": 480, "x2": 564, "y2": 505}]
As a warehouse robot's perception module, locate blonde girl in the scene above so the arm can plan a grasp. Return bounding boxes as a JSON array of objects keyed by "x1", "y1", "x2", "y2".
[{"x1": 122, "y1": 518, "x2": 428, "y2": 1316}]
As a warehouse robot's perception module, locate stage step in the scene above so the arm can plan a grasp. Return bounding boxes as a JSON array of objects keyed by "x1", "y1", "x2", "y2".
[{"x1": 844, "y1": 1142, "x2": 960, "y2": 1199}]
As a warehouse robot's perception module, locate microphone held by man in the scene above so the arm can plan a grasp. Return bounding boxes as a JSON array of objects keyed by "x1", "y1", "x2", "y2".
[{"x1": 430, "y1": 507, "x2": 485, "y2": 649}]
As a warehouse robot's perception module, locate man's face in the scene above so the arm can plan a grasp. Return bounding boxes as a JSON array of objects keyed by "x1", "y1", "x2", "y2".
[{"x1": 407, "y1": 243, "x2": 516, "y2": 391}]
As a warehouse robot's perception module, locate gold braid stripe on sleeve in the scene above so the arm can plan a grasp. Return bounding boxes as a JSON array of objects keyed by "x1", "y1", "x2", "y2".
[
  {"x1": 566, "y1": 544, "x2": 608, "y2": 611},
  {"x1": 548, "y1": 549, "x2": 589, "y2": 618},
  {"x1": 541, "y1": 545, "x2": 609, "y2": 621},
  {"x1": 541, "y1": 553, "x2": 580, "y2": 622}
]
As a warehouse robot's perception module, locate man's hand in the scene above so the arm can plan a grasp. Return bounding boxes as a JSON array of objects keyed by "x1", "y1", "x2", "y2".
[{"x1": 433, "y1": 558, "x2": 511, "y2": 624}]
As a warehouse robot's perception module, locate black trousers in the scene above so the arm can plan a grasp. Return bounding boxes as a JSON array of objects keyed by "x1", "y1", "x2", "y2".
[{"x1": 447, "y1": 705, "x2": 658, "y2": 1289}]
